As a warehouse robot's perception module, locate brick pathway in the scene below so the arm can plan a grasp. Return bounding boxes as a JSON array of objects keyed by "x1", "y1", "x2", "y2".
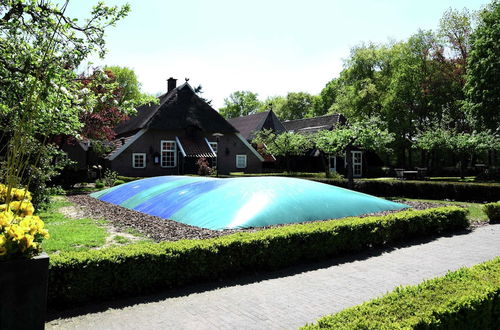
[{"x1": 47, "y1": 224, "x2": 500, "y2": 330}]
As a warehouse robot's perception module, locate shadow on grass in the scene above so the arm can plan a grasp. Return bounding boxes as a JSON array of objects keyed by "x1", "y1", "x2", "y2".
[{"x1": 46, "y1": 227, "x2": 475, "y2": 322}]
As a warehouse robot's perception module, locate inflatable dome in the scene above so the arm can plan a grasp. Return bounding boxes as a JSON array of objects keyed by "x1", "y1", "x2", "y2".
[{"x1": 91, "y1": 176, "x2": 408, "y2": 230}]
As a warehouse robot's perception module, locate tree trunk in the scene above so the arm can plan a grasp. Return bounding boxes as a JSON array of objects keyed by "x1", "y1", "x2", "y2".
[
  {"x1": 321, "y1": 152, "x2": 330, "y2": 178},
  {"x1": 346, "y1": 146, "x2": 354, "y2": 189}
]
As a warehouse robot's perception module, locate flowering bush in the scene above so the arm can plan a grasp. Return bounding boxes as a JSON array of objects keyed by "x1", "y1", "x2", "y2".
[{"x1": 0, "y1": 184, "x2": 49, "y2": 260}]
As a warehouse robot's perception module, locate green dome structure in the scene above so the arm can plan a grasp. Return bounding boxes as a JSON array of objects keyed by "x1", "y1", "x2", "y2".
[{"x1": 91, "y1": 176, "x2": 408, "y2": 230}]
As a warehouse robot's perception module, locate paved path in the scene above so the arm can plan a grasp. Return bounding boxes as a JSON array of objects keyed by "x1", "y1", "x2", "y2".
[{"x1": 47, "y1": 224, "x2": 500, "y2": 330}]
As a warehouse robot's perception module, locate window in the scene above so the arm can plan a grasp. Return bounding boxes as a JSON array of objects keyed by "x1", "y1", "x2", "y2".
[
  {"x1": 236, "y1": 154, "x2": 247, "y2": 169},
  {"x1": 329, "y1": 156, "x2": 337, "y2": 172},
  {"x1": 209, "y1": 142, "x2": 218, "y2": 155},
  {"x1": 161, "y1": 140, "x2": 177, "y2": 168},
  {"x1": 352, "y1": 151, "x2": 362, "y2": 177},
  {"x1": 132, "y1": 153, "x2": 146, "y2": 168}
]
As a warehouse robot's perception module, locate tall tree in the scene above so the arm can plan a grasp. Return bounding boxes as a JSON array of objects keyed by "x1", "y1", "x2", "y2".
[
  {"x1": 0, "y1": 0, "x2": 129, "y2": 202},
  {"x1": 464, "y1": 0, "x2": 500, "y2": 131},
  {"x1": 276, "y1": 92, "x2": 316, "y2": 120},
  {"x1": 219, "y1": 91, "x2": 262, "y2": 119},
  {"x1": 79, "y1": 67, "x2": 156, "y2": 141}
]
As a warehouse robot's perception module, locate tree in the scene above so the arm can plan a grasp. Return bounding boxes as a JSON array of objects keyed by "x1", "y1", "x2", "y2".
[
  {"x1": 252, "y1": 129, "x2": 312, "y2": 172},
  {"x1": 314, "y1": 79, "x2": 339, "y2": 117},
  {"x1": 219, "y1": 91, "x2": 262, "y2": 119},
  {"x1": 0, "y1": 0, "x2": 129, "y2": 203},
  {"x1": 464, "y1": 0, "x2": 500, "y2": 131},
  {"x1": 415, "y1": 128, "x2": 499, "y2": 178},
  {"x1": 314, "y1": 119, "x2": 394, "y2": 188},
  {"x1": 276, "y1": 92, "x2": 316, "y2": 120},
  {"x1": 78, "y1": 66, "x2": 156, "y2": 141}
]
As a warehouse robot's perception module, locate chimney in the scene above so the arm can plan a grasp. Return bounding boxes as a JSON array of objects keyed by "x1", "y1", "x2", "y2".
[{"x1": 167, "y1": 77, "x2": 177, "y2": 92}]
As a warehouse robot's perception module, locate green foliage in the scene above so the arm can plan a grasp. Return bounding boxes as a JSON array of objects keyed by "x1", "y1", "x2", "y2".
[
  {"x1": 253, "y1": 129, "x2": 313, "y2": 157},
  {"x1": 95, "y1": 181, "x2": 105, "y2": 189},
  {"x1": 0, "y1": 0, "x2": 129, "y2": 213},
  {"x1": 219, "y1": 91, "x2": 263, "y2": 119},
  {"x1": 483, "y1": 201, "x2": 500, "y2": 223},
  {"x1": 464, "y1": 0, "x2": 500, "y2": 131},
  {"x1": 47, "y1": 207, "x2": 468, "y2": 306},
  {"x1": 113, "y1": 180, "x2": 125, "y2": 186},
  {"x1": 104, "y1": 66, "x2": 156, "y2": 107},
  {"x1": 102, "y1": 169, "x2": 118, "y2": 187},
  {"x1": 315, "y1": 178, "x2": 500, "y2": 202},
  {"x1": 275, "y1": 92, "x2": 316, "y2": 120},
  {"x1": 303, "y1": 257, "x2": 500, "y2": 329}
]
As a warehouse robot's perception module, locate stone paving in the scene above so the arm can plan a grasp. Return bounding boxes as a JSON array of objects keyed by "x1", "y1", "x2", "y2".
[{"x1": 47, "y1": 224, "x2": 500, "y2": 330}]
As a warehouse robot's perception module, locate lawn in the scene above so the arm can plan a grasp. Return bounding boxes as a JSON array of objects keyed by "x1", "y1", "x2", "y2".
[
  {"x1": 39, "y1": 196, "x2": 149, "y2": 254},
  {"x1": 395, "y1": 198, "x2": 488, "y2": 224}
]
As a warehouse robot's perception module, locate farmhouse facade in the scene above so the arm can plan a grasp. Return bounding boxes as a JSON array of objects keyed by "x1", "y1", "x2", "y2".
[{"x1": 105, "y1": 78, "x2": 263, "y2": 176}]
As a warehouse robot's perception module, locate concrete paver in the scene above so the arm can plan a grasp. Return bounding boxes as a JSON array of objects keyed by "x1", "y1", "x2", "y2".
[{"x1": 47, "y1": 224, "x2": 500, "y2": 330}]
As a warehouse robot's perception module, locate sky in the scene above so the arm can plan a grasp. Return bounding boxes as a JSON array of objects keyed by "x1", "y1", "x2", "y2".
[{"x1": 65, "y1": 0, "x2": 488, "y2": 109}]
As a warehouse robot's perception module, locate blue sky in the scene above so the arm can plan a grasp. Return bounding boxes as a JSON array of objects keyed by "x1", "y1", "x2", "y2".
[{"x1": 66, "y1": 0, "x2": 487, "y2": 109}]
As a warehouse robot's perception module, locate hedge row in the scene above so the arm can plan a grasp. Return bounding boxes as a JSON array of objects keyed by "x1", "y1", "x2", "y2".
[
  {"x1": 303, "y1": 257, "x2": 500, "y2": 329},
  {"x1": 484, "y1": 201, "x2": 500, "y2": 223},
  {"x1": 313, "y1": 179, "x2": 500, "y2": 202},
  {"x1": 48, "y1": 207, "x2": 468, "y2": 307}
]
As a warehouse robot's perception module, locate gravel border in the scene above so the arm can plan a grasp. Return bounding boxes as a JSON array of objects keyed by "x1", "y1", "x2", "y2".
[{"x1": 67, "y1": 194, "x2": 454, "y2": 243}]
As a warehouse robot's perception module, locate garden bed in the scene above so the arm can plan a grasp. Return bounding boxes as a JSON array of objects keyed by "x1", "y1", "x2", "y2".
[{"x1": 67, "y1": 194, "x2": 451, "y2": 242}]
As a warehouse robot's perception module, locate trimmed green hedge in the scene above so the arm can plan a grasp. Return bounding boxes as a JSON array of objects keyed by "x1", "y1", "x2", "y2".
[
  {"x1": 303, "y1": 257, "x2": 500, "y2": 329},
  {"x1": 48, "y1": 207, "x2": 468, "y2": 307},
  {"x1": 484, "y1": 201, "x2": 500, "y2": 223},
  {"x1": 313, "y1": 179, "x2": 500, "y2": 202}
]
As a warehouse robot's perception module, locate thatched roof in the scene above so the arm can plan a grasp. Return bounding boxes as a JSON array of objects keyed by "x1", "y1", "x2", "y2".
[
  {"x1": 283, "y1": 114, "x2": 346, "y2": 134},
  {"x1": 227, "y1": 110, "x2": 286, "y2": 141},
  {"x1": 114, "y1": 83, "x2": 237, "y2": 137}
]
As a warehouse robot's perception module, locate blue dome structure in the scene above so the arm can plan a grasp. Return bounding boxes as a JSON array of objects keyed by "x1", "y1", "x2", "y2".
[{"x1": 91, "y1": 176, "x2": 408, "y2": 230}]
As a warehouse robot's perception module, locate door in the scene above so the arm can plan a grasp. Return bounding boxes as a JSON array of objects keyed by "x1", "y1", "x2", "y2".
[
  {"x1": 329, "y1": 156, "x2": 337, "y2": 173},
  {"x1": 352, "y1": 151, "x2": 362, "y2": 177}
]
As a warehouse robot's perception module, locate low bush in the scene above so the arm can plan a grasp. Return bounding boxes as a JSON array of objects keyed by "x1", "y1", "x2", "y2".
[
  {"x1": 313, "y1": 179, "x2": 500, "y2": 202},
  {"x1": 113, "y1": 179, "x2": 125, "y2": 186},
  {"x1": 303, "y1": 257, "x2": 500, "y2": 329},
  {"x1": 94, "y1": 181, "x2": 104, "y2": 189},
  {"x1": 484, "y1": 201, "x2": 500, "y2": 224},
  {"x1": 48, "y1": 207, "x2": 468, "y2": 307},
  {"x1": 116, "y1": 175, "x2": 142, "y2": 183}
]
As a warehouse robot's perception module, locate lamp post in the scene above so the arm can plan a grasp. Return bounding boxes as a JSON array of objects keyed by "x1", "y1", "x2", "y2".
[{"x1": 212, "y1": 133, "x2": 223, "y2": 177}]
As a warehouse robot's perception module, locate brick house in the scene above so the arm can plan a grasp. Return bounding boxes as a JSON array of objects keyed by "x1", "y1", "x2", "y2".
[{"x1": 105, "y1": 78, "x2": 263, "y2": 176}]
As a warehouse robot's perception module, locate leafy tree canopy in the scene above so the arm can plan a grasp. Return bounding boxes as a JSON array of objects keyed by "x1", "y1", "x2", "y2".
[
  {"x1": 219, "y1": 91, "x2": 262, "y2": 119},
  {"x1": 275, "y1": 92, "x2": 316, "y2": 121},
  {"x1": 464, "y1": 0, "x2": 500, "y2": 131}
]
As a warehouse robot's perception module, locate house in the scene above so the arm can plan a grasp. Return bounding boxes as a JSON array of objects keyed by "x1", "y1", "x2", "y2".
[
  {"x1": 227, "y1": 110, "x2": 286, "y2": 169},
  {"x1": 105, "y1": 78, "x2": 264, "y2": 176}
]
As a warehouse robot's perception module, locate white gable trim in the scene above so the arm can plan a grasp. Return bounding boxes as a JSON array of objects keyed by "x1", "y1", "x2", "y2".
[
  {"x1": 108, "y1": 128, "x2": 148, "y2": 161},
  {"x1": 235, "y1": 133, "x2": 264, "y2": 162},
  {"x1": 175, "y1": 136, "x2": 187, "y2": 157}
]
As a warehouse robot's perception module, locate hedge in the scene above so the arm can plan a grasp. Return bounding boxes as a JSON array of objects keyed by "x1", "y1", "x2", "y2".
[
  {"x1": 303, "y1": 257, "x2": 500, "y2": 329},
  {"x1": 313, "y1": 179, "x2": 500, "y2": 202},
  {"x1": 484, "y1": 201, "x2": 500, "y2": 223},
  {"x1": 47, "y1": 207, "x2": 468, "y2": 307}
]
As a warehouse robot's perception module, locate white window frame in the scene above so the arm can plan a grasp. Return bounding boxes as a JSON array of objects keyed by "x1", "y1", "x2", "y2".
[
  {"x1": 236, "y1": 154, "x2": 247, "y2": 169},
  {"x1": 132, "y1": 153, "x2": 146, "y2": 169},
  {"x1": 161, "y1": 140, "x2": 177, "y2": 168},
  {"x1": 352, "y1": 151, "x2": 362, "y2": 177}
]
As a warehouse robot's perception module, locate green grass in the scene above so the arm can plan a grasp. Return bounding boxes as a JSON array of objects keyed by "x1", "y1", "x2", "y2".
[
  {"x1": 396, "y1": 198, "x2": 488, "y2": 224},
  {"x1": 113, "y1": 235, "x2": 132, "y2": 244},
  {"x1": 38, "y1": 196, "x2": 108, "y2": 254}
]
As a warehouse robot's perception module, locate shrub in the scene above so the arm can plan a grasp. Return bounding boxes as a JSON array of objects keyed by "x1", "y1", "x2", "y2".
[
  {"x1": 0, "y1": 184, "x2": 49, "y2": 260},
  {"x1": 48, "y1": 207, "x2": 468, "y2": 306},
  {"x1": 302, "y1": 257, "x2": 500, "y2": 329},
  {"x1": 484, "y1": 201, "x2": 500, "y2": 224},
  {"x1": 95, "y1": 181, "x2": 105, "y2": 189},
  {"x1": 313, "y1": 179, "x2": 500, "y2": 202},
  {"x1": 113, "y1": 180, "x2": 125, "y2": 186}
]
